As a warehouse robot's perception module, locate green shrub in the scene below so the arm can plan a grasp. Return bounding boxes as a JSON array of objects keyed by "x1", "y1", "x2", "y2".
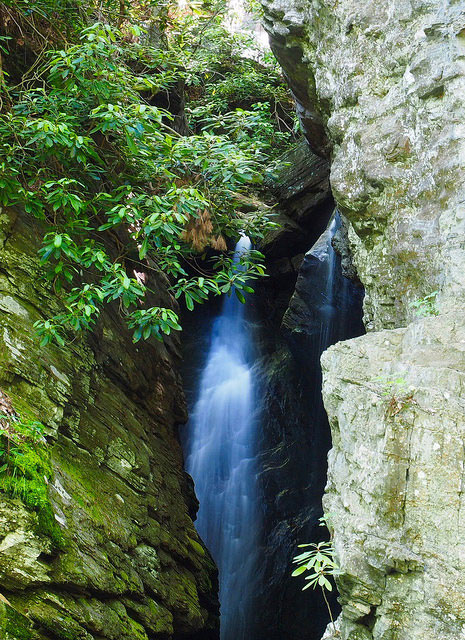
[
  {"x1": 0, "y1": 10, "x2": 288, "y2": 346},
  {"x1": 409, "y1": 291, "x2": 439, "y2": 317}
]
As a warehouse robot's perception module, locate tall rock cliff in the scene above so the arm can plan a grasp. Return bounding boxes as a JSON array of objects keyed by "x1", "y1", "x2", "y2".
[
  {"x1": 0, "y1": 208, "x2": 219, "y2": 639},
  {"x1": 260, "y1": 1, "x2": 465, "y2": 638}
]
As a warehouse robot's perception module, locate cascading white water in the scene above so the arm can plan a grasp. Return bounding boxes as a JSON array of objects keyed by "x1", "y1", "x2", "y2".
[
  {"x1": 183, "y1": 236, "x2": 259, "y2": 640},
  {"x1": 311, "y1": 216, "x2": 338, "y2": 352}
]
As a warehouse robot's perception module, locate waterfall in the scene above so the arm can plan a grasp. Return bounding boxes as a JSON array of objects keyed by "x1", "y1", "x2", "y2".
[
  {"x1": 311, "y1": 216, "x2": 338, "y2": 353},
  {"x1": 182, "y1": 217, "x2": 364, "y2": 640},
  {"x1": 183, "y1": 236, "x2": 259, "y2": 640}
]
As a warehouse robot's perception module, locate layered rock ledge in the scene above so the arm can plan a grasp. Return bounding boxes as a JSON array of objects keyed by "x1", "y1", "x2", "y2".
[{"x1": 0, "y1": 208, "x2": 219, "y2": 640}]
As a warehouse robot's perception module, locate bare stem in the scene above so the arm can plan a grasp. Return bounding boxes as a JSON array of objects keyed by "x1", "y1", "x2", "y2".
[{"x1": 321, "y1": 586, "x2": 337, "y2": 635}]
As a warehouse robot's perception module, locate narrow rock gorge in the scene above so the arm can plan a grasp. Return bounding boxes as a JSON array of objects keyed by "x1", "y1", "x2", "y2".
[{"x1": 0, "y1": 0, "x2": 464, "y2": 639}]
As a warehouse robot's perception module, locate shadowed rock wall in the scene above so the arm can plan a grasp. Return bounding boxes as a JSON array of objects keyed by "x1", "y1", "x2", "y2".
[
  {"x1": 253, "y1": 141, "x2": 363, "y2": 639},
  {"x1": 259, "y1": 139, "x2": 333, "y2": 325}
]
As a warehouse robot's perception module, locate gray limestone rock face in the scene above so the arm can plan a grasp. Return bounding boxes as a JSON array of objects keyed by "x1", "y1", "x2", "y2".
[
  {"x1": 261, "y1": 0, "x2": 465, "y2": 329},
  {"x1": 321, "y1": 314, "x2": 465, "y2": 640},
  {"x1": 0, "y1": 208, "x2": 219, "y2": 640},
  {"x1": 260, "y1": 0, "x2": 465, "y2": 638}
]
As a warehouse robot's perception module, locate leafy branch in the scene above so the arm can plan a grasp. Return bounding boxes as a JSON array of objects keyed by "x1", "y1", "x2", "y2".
[
  {"x1": 292, "y1": 516, "x2": 342, "y2": 635},
  {"x1": 0, "y1": 16, "x2": 286, "y2": 345}
]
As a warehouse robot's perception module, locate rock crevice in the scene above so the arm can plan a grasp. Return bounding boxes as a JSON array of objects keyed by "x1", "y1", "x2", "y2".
[{"x1": 260, "y1": 0, "x2": 465, "y2": 638}]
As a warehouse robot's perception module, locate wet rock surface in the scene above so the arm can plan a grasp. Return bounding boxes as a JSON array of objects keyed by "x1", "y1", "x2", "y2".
[
  {"x1": 262, "y1": 139, "x2": 333, "y2": 260},
  {"x1": 259, "y1": 138, "x2": 334, "y2": 326},
  {"x1": 0, "y1": 208, "x2": 219, "y2": 640}
]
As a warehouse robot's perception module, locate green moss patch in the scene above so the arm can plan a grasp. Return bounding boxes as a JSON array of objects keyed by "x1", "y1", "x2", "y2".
[
  {"x1": 0, "y1": 601, "x2": 36, "y2": 640},
  {"x1": 0, "y1": 413, "x2": 65, "y2": 550}
]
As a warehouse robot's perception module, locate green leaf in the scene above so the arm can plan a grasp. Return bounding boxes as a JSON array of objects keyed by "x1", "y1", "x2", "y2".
[
  {"x1": 235, "y1": 289, "x2": 246, "y2": 304},
  {"x1": 185, "y1": 293, "x2": 194, "y2": 311},
  {"x1": 323, "y1": 578, "x2": 333, "y2": 591},
  {"x1": 125, "y1": 131, "x2": 138, "y2": 154}
]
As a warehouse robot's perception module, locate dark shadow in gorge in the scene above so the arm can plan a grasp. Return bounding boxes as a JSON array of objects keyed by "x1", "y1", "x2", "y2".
[
  {"x1": 251, "y1": 215, "x2": 364, "y2": 640},
  {"x1": 179, "y1": 140, "x2": 365, "y2": 640}
]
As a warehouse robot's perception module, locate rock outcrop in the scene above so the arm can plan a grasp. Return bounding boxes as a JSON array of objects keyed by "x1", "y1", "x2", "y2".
[
  {"x1": 261, "y1": 138, "x2": 333, "y2": 261},
  {"x1": 261, "y1": 0, "x2": 465, "y2": 328},
  {"x1": 0, "y1": 207, "x2": 219, "y2": 639},
  {"x1": 260, "y1": 0, "x2": 465, "y2": 638},
  {"x1": 258, "y1": 138, "x2": 333, "y2": 326},
  {"x1": 321, "y1": 314, "x2": 465, "y2": 640}
]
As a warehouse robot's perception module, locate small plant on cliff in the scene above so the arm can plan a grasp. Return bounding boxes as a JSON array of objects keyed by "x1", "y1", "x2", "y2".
[
  {"x1": 409, "y1": 291, "x2": 439, "y2": 317},
  {"x1": 375, "y1": 374, "x2": 417, "y2": 418},
  {"x1": 292, "y1": 516, "x2": 341, "y2": 635},
  {"x1": 0, "y1": 411, "x2": 64, "y2": 550},
  {"x1": 376, "y1": 374, "x2": 408, "y2": 397}
]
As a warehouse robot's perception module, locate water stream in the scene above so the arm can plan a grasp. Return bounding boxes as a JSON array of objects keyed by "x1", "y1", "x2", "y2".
[
  {"x1": 182, "y1": 236, "x2": 259, "y2": 640},
  {"x1": 182, "y1": 218, "x2": 364, "y2": 639}
]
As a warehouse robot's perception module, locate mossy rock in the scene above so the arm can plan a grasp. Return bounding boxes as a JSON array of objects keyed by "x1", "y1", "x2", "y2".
[
  {"x1": 348, "y1": 629, "x2": 373, "y2": 640},
  {"x1": 0, "y1": 208, "x2": 219, "y2": 638},
  {"x1": 0, "y1": 601, "x2": 39, "y2": 640},
  {"x1": 0, "y1": 415, "x2": 65, "y2": 551}
]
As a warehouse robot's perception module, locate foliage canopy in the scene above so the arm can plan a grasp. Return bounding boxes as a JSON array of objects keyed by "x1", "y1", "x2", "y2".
[{"x1": 0, "y1": 0, "x2": 295, "y2": 344}]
